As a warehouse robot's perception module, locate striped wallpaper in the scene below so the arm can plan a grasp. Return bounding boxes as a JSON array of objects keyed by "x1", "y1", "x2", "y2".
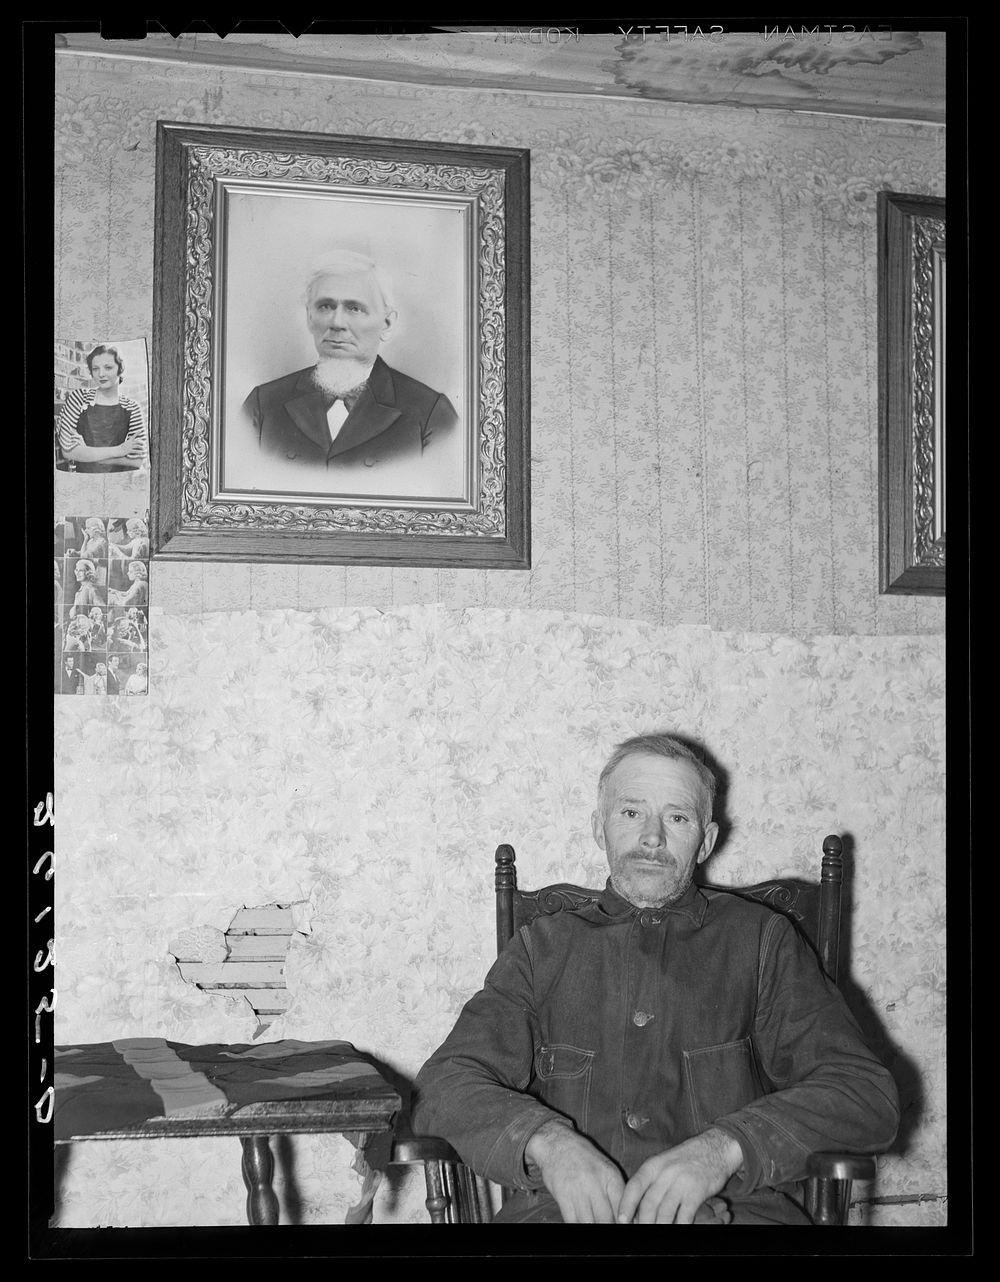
[{"x1": 54, "y1": 54, "x2": 945, "y2": 636}]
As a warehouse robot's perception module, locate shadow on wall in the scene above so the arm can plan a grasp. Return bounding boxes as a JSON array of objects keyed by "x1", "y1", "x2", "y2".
[
  {"x1": 690, "y1": 809, "x2": 924, "y2": 1164},
  {"x1": 836, "y1": 832, "x2": 924, "y2": 1159},
  {"x1": 696, "y1": 743, "x2": 924, "y2": 1160}
]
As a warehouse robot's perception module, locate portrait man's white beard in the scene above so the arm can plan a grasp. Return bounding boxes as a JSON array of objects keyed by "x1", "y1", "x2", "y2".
[{"x1": 311, "y1": 356, "x2": 374, "y2": 397}]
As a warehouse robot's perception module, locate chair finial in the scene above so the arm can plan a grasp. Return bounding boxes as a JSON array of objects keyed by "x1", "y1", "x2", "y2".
[{"x1": 821, "y1": 835, "x2": 844, "y2": 882}]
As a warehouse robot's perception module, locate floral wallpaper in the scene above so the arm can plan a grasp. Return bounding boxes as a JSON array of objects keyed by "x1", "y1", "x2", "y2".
[
  {"x1": 54, "y1": 51, "x2": 945, "y2": 637},
  {"x1": 54, "y1": 605, "x2": 946, "y2": 1227}
]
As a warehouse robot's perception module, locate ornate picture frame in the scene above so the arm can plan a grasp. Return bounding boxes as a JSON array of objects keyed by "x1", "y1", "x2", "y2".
[
  {"x1": 151, "y1": 123, "x2": 530, "y2": 568},
  {"x1": 877, "y1": 191, "x2": 946, "y2": 595}
]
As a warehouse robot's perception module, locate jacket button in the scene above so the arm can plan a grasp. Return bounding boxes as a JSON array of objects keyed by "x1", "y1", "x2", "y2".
[
  {"x1": 632, "y1": 1010, "x2": 654, "y2": 1027},
  {"x1": 625, "y1": 1111, "x2": 650, "y2": 1131},
  {"x1": 285, "y1": 452, "x2": 298, "y2": 459},
  {"x1": 364, "y1": 455, "x2": 377, "y2": 467}
]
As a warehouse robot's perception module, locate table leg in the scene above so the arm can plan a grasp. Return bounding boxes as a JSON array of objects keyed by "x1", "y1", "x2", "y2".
[{"x1": 241, "y1": 1135, "x2": 280, "y2": 1225}]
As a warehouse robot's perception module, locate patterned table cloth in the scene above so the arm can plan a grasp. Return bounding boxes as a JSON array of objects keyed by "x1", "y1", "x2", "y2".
[{"x1": 54, "y1": 1037, "x2": 400, "y2": 1140}]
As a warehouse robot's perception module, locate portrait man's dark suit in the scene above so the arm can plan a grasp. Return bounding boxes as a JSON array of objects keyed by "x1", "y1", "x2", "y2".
[{"x1": 243, "y1": 355, "x2": 458, "y2": 469}]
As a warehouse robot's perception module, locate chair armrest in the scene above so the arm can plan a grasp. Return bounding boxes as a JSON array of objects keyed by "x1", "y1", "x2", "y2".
[
  {"x1": 390, "y1": 1134, "x2": 464, "y2": 1165},
  {"x1": 389, "y1": 1133, "x2": 484, "y2": 1223},
  {"x1": 806, "y1": 1152, "x2": 877, "y2": 1182}
]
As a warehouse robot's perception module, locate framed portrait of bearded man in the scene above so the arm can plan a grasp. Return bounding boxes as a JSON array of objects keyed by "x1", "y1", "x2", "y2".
[{"x1": 151, "y1": 122, "x2": 530, "y2": 568}]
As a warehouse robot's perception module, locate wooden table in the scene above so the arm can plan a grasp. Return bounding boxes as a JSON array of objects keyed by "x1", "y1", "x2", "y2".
[{"x1": 54, "y1": 1038, "x2": 401, "y2": 1225}]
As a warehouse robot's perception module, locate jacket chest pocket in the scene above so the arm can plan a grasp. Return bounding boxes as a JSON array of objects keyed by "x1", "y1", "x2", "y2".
[
  {"x1": 533, "y1": 1043, "x2": 595, "y2": 1132},
  {"x1": 682, "y1": 1037, "x2": 763, "y2": 1132}
]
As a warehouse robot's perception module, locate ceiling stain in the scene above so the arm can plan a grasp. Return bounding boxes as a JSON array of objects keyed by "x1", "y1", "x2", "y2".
[{"x1": 610, "y1": 30, "x2": 942, "y2": 119}]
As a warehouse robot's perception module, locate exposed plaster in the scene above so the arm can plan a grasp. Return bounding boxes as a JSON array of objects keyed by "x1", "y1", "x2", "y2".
[{"x1": 169, "y1": 902, "x2": 306, "y2": 1033}]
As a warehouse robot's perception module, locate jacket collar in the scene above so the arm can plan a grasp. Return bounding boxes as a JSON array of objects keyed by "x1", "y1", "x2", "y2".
[
  {"x1": 595, "y1": 878, "x2": 707, "y2": 928},
  {"x1": 283, "y1": 357, "x2": 402, "y2": 458}
]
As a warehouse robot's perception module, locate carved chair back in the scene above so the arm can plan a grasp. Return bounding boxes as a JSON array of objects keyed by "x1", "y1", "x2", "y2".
[{"x1": 495, "y1": 834, "x2": 846, "y2": 981}]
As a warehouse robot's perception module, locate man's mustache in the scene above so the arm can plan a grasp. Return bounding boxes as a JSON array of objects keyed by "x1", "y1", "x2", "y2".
[{"x1": 626, "y1": 851, "x2": 674, "y2": 866}]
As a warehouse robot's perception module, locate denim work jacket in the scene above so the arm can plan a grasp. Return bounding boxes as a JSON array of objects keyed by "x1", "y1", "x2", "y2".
[{"x1": 411, "y1": 881, "x2": 899, "y2": 1209}]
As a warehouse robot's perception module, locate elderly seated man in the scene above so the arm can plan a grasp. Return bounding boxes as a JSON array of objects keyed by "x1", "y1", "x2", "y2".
[{"x1": 411, "y1": 732, "x2": 899, "y2": 1225}]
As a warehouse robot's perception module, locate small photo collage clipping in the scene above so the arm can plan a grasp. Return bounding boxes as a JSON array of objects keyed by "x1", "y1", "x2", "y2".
[{"x1": 55, "y1": 515, "x2": 150, "y2": 696}]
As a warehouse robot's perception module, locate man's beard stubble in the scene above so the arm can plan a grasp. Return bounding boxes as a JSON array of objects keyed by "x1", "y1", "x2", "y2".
[
  {"x1": 610, "y1": 851, "x2": 694, "y2": 909},
  {"x1": 311, "y1": 356, "x2": 372, "y2": 397}
]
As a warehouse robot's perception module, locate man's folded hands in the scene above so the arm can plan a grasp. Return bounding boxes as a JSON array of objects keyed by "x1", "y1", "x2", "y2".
[{"x1": 524, "y1": 1121, "x2": 742, "y2": 1225}]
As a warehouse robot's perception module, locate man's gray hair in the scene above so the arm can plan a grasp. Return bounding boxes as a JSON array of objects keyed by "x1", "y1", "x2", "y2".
[
  {"x1": 596, "y1": 732, "x2": 717, "y2": 824},
  {"x1": 303, "y1": 250, "x2": 396, "y2": 315}
]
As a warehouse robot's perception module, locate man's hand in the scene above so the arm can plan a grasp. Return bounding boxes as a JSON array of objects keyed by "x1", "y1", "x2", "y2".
[
  {"x1": 525, "y1": 1120, "x2": 626, "y2": 1223},
  {"x1": 616, "y1": 1128, "x2": 743, "y2": 1224}
]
